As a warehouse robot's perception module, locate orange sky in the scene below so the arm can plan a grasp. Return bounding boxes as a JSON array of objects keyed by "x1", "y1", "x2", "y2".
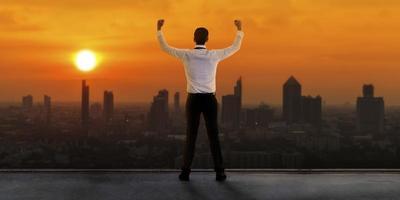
[{"x1": 1, "y1": 0, "x2": 400, "y2": 105}]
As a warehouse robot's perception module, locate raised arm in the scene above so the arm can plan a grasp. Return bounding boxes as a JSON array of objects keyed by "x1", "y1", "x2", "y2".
[
  {"x1": 157, "y1": 19, "x2": 187, "y2": 59},
  {"x1": 214, "y1": 20, "x2": 244, "y2": 61}
]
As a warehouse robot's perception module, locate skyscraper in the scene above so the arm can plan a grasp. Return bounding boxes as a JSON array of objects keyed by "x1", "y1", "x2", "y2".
[
  {"x1": 103, "y1": 90, "x2": 114, "y2": 122},
  {"x1": 221, "y1": 77, "x2": 242, "y2": 129},
  {"x1": 22, "y1": 95, "x2": 33, "y2": 109},
  {"x1": 301, "y1": 95, "x2": 322, "y2": 127},
  {"x1": 148, "y1": 89, "x2": 169, "y2": 131},
  {"x1": 81, "y1": 80, "x2": 90, "y2": 130},
  {"x1": 174, "y1": 92, "x2": 180, "y2": 114},
  {"x1": 44, "y1": 95, "x2": 51, "y2": 124},
  {"x1": 283, "y1": 76, "x2": 322, "y2": 127},
  {"x1": 159, "y1": 89, "x2": 169, "y2": 109},
  {"x1": 363, "y1": 84, "x2": 374, "y2": 97},
  {"x1": 283, "y1": 76, "x2": 302, "y2": 124},
  {"x1": 234, "y1": 77, "x2": 242, "y2": 108},
  {"x1": 356, "y1": 84, "x2": 384, "y2": 134}
]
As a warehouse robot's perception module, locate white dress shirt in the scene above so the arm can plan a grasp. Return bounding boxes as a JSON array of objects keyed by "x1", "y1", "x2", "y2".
[{"x1": 157, "y1": 30, "x2": 244, "y2": 93}]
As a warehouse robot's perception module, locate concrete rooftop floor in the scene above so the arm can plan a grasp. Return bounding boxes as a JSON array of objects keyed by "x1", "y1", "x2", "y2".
[{"x1": 1, "y1": 171, "x2": 400, "y2": 200}]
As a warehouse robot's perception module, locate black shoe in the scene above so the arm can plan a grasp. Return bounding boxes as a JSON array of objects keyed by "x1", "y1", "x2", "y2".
[
  {"x1": 179, "y1": 169, "x2": 190, "y2": 181},
  {"x1": 216, "y1": 172, "x2": 227, "y2": 182}
]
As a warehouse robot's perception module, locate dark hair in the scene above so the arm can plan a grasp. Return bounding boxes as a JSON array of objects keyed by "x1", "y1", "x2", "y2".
[{"x1": 194, "y1": 27, "x2": 208, "y2": 45}]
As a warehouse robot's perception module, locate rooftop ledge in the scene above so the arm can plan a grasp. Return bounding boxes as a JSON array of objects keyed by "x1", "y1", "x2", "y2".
[
  {"x1": 1, "y1": 169, "x2": 400, "y2": 200},
  {"x1": 2, "y1": 168, "x2": 400, "y2": 173}
]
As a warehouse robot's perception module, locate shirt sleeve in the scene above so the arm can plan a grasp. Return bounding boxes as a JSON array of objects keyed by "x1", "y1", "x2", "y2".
[
  {"x1": 157, "y1": 31, "x2": 187, "y2": 59},
  {"x1": 214, "y1": 31, "x2": 244, "y2": 61}
]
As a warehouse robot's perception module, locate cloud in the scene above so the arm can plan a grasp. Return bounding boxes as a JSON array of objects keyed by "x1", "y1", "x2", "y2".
[
  {"x1": 0, "y1": 0, "x2": 172, "y2": 11},
  {"x1": 0, "y1": 10, "x2": 44, "y2": 32},
  {"x1": 306, "y1": 0, "x2": 400, "y2": 7}
]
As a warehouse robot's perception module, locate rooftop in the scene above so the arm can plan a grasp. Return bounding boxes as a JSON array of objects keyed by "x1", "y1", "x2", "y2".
[
  {"x1": 284, "y1": 75, "x2": 301, "y2": 86},
  {"x1": 1, "y1": 170, "x2": 400, "y2": 200}
]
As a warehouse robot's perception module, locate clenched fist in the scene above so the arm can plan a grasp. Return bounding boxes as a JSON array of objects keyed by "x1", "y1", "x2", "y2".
[
  {"x1": 157, "y1": 19, "x2": 165, "y2": 31},
  {"x1": 234, "y1": 20, "x2": 242, "y2": 31}
]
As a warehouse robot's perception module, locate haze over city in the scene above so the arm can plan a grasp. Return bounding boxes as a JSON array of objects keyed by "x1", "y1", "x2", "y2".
[{"x1": 1, "y1": 0, "x2": 400, "y2": 105}]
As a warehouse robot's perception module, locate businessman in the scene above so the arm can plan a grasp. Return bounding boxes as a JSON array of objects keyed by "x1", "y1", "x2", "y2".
[{"x1": 157, "y1": 19, "x2": 244, "y2": 181}]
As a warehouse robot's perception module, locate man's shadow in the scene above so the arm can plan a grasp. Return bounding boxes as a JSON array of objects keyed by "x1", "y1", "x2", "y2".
[
  {"x1": 218, "y1": 180, "x2": 257, "y2": 200},
  {"x1": 180, "y1": 177, "x2": 257, "y2": 200},
  {"x1": 179, "y1": 180, "x2": 210, "y2": 200}
]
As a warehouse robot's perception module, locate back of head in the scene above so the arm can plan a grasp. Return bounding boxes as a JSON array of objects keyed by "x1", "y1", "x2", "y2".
[{"x1": 194, "y1": 27, "x2": 208, "y2": 45}]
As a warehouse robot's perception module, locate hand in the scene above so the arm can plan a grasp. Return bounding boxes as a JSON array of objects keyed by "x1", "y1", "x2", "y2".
[
  {"x1": 157, "y1": 19, "x2": 165, "y2": 31},
  {"x1": 234, "y1": 20, "x2": 242, "y2": 31}
]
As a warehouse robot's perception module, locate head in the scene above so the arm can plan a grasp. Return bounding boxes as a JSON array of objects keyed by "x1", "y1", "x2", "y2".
[{"x1": 194, "y1": 27, "x2": 208, "y2": 45}]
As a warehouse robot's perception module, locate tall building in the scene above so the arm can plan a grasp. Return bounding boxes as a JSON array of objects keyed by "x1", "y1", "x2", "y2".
[
  {"x1": 234, "y1": 77, "x2": 242, "y2": 108},
  {"x1": 222, "y1": 77, "x2": 242, "y2": 129},
  {"x1": 301, "y1": 95, "x2": 322, "y2": 127},
  {"x1": 174, "y1": 92, "x2": 180, "y2": 113},
  {"x1": 363, "y1": 84, "x2": 374, "y2": 97},
  {"x1": 148, "y1": 89, "x2": 169, "y2": 131},
  {"x1": 283, "y1": 76, "x2": 322, "y2": 127},
  {"x1": 81, "y1": 80, "x2": 90, "y2": 130},
  {"x1": 103, "y1": 90, "x2": 114, "y2": 122},
  {"x1": 22, "y1": 95, "x2": 33, "y2": 109},
  {"x1": 283, "y1": 76, "x2": 302, "y2": 123},
  {"x1": 44, "y1": 95, "x2": 51, "y2": 124},
  {"x1": 356, "y1": 84, "x2": 384, "y2": 134}
]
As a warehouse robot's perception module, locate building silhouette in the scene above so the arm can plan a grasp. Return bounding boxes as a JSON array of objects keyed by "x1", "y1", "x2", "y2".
[
  {"x1": 81, "y1": 80, "x2": 90, "y2": 131},
  {"x1": 148, "y1": 89, "x2": 169, "y2": 131},
  {"x1": 363, "y1": 84, "x2": 374, "y2": 97},
  {"x1": 174, "y1": 92, "x2": 180, "y2": 114},
  {"x1": 283, "y1": 76, "x2": 302, "y2": 123},
  {"x1": 103, "y1": 90, "x2": 114, "y2": 122},
  {"x1": 22, "y1": 95, "x2": 33, "y2": 109},
  {"x1": 234, "y1": 77, "x2": 242, "y2": 108},
  {"x1": 283, "y1": 76, "x2": 322, "y2": 126},
  {"x1": 356, "y1": 84, "x2": 384, "y2": 134},
  {"x1": 44, "y1": 95, "x2": 51, "y2": 124},
  {"x1": 222, "y1": 77, "x2": 242, "y2": 129},
  {"x1": 301, "y1": 95, "x2": 322, "y2": 127}
]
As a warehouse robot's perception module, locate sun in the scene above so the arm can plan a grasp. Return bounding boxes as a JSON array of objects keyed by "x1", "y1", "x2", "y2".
[{"x1": 74, "y1": 50, "x2": 98, "y2": 72}]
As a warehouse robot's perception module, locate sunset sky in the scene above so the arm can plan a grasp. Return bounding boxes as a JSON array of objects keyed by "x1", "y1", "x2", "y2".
[{"x1": 1, "y1": 0, "x2": 400, "y2": 105}]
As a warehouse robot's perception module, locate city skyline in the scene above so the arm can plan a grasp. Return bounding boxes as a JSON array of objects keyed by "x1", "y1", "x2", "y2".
[
  {"x1": 9, "y1": 77, "x2": 390, "y2": 107},
  {"x1": 1, "y1": 74, "x2": 397, "y2": 170},
  {"x1": 1, "y1": 1, "x2": 400, "y2": 104},
  {"x1": 14, "y1": 76, "x2": 383, "y2": 132}
]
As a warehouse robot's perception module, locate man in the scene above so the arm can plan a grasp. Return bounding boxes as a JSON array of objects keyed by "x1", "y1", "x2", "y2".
[{"x1": 157, "y1": 19, "x2": 244, "y2": 181}]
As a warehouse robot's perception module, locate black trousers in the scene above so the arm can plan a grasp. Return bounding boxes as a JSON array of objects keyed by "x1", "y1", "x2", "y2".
[{"x1": 182, "y1": 93, "x2": 224, "y2": 172}]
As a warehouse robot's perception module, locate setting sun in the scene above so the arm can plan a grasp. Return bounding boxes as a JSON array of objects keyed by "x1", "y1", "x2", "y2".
[{"x1": 74, "y1": 50, "x2": 98, "y2": 72}]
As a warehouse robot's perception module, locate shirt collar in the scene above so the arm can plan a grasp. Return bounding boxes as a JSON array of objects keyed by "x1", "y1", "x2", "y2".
[{"x1": 194, "y1": 44, "x2": 207, "y2": 49}]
